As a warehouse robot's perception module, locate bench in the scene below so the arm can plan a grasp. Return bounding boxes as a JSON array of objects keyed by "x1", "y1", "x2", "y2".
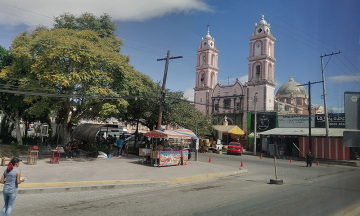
[{"x1": 1, "y1": 157, "x2": 12, "y2": 166}]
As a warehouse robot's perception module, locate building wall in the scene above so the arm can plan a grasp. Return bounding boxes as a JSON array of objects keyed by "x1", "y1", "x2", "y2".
[{"x1": 298, "y1": 137, "x2": 350, "y2": 160}]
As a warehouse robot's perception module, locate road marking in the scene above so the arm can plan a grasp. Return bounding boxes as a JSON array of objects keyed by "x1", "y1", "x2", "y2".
[{"x1": 332, "y1": 199, "x2": 360, "y2": 216}]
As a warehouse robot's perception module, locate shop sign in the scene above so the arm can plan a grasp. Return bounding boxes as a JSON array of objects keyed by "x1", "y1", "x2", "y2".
[
  {"x1": 182, "y1": 150, "x2": 189, "y2": 165},
  {"x1": 278, "y1": 115, "x2": 315, "y2": 128},
  {"x1": 159, "y1": 151, "x2": 181, "y2": 166},
  {"x1": 315, "y1": 113, "x2": 345, "y2": 128},
  {"x1": 250, "y1": 112, "x2": 277, "y2": 132}
]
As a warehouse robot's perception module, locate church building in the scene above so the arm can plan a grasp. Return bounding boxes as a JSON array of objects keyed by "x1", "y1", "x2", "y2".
[{"x1": 194, "y1": 15, "x2": 276, "y2": 131}]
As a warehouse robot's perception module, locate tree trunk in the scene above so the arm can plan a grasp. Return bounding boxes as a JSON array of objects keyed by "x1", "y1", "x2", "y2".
[
  {"x1": 24, "y1": 120, "x2": 28, "y2": 138},
  {"x1": 57, "y1": 99, "x2": 72, "y2": 146},
  {"x1": 59, "y1": 118, "x2": 72, "y2": 145},
  {"x1": 14, "y1": 109, "x2": 22, "y2": 145},
  {"x1": 134, "y1": 119, "x2": 139, "y2": 148}
]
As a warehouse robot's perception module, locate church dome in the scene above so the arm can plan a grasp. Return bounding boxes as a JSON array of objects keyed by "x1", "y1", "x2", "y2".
[
  {"x1": 258, "y1": 15, "x2": 267, "y2": 25},
  {"x1": 276, "y1": 76, "x2": 308, "y2": 96},
  {"x1": 204, "y1": 30, "x2": 212, "y2": 40}
]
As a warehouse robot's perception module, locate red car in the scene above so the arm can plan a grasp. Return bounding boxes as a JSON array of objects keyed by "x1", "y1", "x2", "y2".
[{"x1": 227, "y1": 142, "x2": 243, "y2": 155}]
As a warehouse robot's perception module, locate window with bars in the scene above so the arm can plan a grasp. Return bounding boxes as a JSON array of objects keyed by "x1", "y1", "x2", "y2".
[
  {"x1": 215, "y1": 103, "x2": 219, "y2": 111},
  {"x1": 224, "y1": 99, "x2": 231, "y2": 109}
]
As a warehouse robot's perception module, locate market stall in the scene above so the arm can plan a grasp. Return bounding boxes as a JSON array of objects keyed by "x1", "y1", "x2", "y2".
[{"x1": 143, "y1": 130, "x2": 191, "y2": 167}]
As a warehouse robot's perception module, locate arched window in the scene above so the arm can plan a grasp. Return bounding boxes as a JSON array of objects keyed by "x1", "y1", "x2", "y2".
[
  {"x1": 255, "y1": 42, "x2": 261, "y2": 56},
  {"x1": 200, "y1": 73, "x2": 205, "y2": 86},
  {"x1": 268, "y1": 43, "x2": 272, "y2": 56},
  {"x1": 202, "y1": 55, "x2": 206, "y2": 66},
  {"x1": 268, "y1": 64, "x2": 272, "y2": 80},
  {"x1": 255, "y1": 64, "x2": 261, "y2": 81},
  {"x1": 211, "y1": 74, "x2": 214, "y2": 88}
]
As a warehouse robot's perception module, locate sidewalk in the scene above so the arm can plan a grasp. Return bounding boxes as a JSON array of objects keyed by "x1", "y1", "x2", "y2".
[
  {"x1": 0, "y1": 155, "x2": 247, "y2": 193},
  {"x1": 242, "y1": 150, "x2": 360, "y2": 167}
]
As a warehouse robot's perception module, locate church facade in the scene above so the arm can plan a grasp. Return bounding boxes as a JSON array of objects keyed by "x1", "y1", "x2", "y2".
[{"x1": 194, "y1": 15, "x2": 276, "y2": 131}]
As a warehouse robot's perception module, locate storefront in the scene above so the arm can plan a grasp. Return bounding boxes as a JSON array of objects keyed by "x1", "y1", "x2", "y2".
[{"x1": 258, "y1": 128, "x2": 350, "y2": 160}]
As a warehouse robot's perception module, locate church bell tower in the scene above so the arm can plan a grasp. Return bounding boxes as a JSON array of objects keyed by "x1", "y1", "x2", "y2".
[
  {"x1": 246, "y1": 15, "x2": 276, "y2": 111},
  {"x1": 194, "y1": 27, "x2": 219, "y2": 114}
]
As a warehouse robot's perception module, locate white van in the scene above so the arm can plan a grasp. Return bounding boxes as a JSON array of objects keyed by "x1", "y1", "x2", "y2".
[{"x1": 100, "y1": 126, "x2": 128, "y2": 138}]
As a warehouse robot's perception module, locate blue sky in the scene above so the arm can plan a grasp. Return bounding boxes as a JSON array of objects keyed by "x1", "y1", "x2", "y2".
[{"x1": 0, "y1": 0, "x2": 359, "y2": 112}]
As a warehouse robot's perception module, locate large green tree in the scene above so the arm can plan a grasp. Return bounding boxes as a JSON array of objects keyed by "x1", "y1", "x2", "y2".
[
  {"x1": 0, "y1": 45, "x2": 31, "y2": 144},
  {"x1": 0, "y1": 13, "x2": 145, "y2": 144}
]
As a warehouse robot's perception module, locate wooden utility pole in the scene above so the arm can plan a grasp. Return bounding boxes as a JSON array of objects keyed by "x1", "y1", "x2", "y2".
[
  {"x1": 298, "y1": 81, "x2": 323, "y2": 152},
  {"x1": 253, "y1": 92, "x2": 258, "y2": 156},
  {"x1": 320, "y1": 51, "x2": 340, "y2": 137},
  {"x1": 156, "y1": 50, "x2": 183, "y2": 130}
]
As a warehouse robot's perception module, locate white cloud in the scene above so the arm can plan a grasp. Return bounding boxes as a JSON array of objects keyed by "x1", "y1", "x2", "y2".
[
  {"x1": 328, "y1": 73, "x2": 360, "y2": 83},
  {"x1": 183, "y1": 88, "x2": 194, "y2": 102},
  {"x1": 0, "y1": 0, "x2": 211, "y2": 27}
]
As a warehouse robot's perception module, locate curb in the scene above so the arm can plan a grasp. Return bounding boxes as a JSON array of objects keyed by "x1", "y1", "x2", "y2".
[
  {"x1": 243, "y1": 152, "x2": 359, "y2": 167},
  {"x1": 0, "y1": 169, "x2": 247, "y2": 194}
]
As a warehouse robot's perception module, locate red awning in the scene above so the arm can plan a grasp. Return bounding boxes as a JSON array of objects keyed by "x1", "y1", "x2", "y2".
[{"x1": 143, "y1": 130, "x2": 168, "y2": 138}]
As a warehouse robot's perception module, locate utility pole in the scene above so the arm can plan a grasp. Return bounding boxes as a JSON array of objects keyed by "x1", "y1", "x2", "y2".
[
  {"x1": 298, "y1": 81, "x2": 323, "y2": 153},
  {"x1": 156, "y1": 50, "x2": 183, "y2": 130},
  {"x1": 320, "y1": 51, "x2": 340, "y2": 137},
  {"x1": 253, "y1": 92, "x2": 258, "y2": 156}
]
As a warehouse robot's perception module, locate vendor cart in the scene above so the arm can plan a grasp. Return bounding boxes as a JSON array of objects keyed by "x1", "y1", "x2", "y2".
[{"x1": 143, "y1": 130, "x2": 192, "y2": 167}]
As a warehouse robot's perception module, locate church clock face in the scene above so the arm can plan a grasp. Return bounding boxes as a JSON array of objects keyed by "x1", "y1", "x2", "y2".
[{"x1": 257, "y1": 28, "x2": 262, "y2": 33}]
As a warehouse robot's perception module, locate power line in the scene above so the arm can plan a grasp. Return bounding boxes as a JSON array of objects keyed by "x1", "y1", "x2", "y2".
[
  {"x1": 1, "y1": 0, "x2": 358, "y2": 87},
  {"x1": 217, "y1": 0, "x2": 325, "y2": 52},
  {"x1": 0, "y1": 10, "x2": 49, "y2": 25},
  {"x1": 330, "y1": 58, "x2": 360, "y2": 86},
  {"x1": 336, "y1": 54, "x2": 360, "y2": 78},
  {"x1": 0, "y1": 2, "x2": 53, "y2": 19},
  {"x1": 243, "y1": 0, "x2": 338, "y2": 51}
]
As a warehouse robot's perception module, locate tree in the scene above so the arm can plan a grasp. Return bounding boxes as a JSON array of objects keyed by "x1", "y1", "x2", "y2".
[
  {"x1": 120, "y1": 87, "x2": 212, "y2": 138},
  {"x1": 162, "y1": 91, "x2": 212, "y2": 138},
  {"x1": 0, "y1": 45, "x2": 30, "y2": 144},
  {"x1": 0, "y1": 13, "x2": 142, "y2": 144}
]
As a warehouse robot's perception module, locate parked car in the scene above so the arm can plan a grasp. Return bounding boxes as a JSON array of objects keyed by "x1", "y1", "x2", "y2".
[{"x1": 227, "y1": 142, "x2": 243, "y2": 155}]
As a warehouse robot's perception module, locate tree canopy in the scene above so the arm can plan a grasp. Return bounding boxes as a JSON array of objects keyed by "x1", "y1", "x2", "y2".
[{"x1": 0, "y1": 13, "x2": 148, "y2": 144}]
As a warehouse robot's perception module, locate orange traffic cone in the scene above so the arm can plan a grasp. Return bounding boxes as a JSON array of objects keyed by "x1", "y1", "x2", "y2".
[
  {"x1": 317, "y1": 161, "x2": 319, "y2": 166},
  {"x1": 290, "y1": 158, "x2": 292, "y2": 163},
  {"x1": 209, "y1": 157, "x2": 211, "y2": 162},
  {"x1": 260, "y1": 154, "x2": 263, "y2": 159},
  {"x1": 241, "y1": 161, "x2": 243, "y2": 167}
]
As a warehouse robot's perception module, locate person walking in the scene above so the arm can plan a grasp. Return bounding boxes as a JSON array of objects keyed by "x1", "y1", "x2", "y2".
[
  {"x1": 0, "y1": 158, "x2": 25, "y2": 216},
  {"x1": 116, "y1": 136, "x2": 124, "y2": 157},
  {"x1": 306, "y1": 151, "x2": 313, "y2": 167}
]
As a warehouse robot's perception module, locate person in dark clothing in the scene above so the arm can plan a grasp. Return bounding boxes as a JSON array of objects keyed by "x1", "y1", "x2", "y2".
[
  {"x1": 306, "y1": 151, "x2": 313, "y2": 167},
  {"x1": 71, "y1": 142, "x2": 80, "y2": 158}
]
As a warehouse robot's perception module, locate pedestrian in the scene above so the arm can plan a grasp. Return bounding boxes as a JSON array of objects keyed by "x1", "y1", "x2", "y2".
[
  {"x1": 0, "y1": 157, "x2": 25, "y2": 216},
  {"x1": 64, "y1": 142, "x2": 73, "y2": 158},
  {"x1": 116, "y1": 136, "x2": 124, "y2": 157},
  {"x1": 71, "y1": 142, "x2": 81, "y2": 158},
  {"x1": 306, "y1": 151, "x2": 313, "y2": 167},
  {"x1": 106, "y1": 135, "x2": 113, "y2": 150}
]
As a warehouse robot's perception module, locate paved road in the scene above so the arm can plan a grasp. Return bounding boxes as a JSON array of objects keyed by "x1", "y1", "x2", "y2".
[
  {"x1": 9, "y1": 153, "x2": 360, "y2": 216},
  {"x1": 196, "y1": 152, "x2": 355, "y2": 184}
]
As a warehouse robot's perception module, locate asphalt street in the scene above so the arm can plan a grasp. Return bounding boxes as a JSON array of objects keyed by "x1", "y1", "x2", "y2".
[{"x1": 9, "y1": 153, "x2": 360, "y2": 216}]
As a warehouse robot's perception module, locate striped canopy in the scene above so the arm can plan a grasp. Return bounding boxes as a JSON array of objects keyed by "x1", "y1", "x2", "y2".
[{"x1": 174, "y1": 129, "x2": 198, "y2": 139}]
